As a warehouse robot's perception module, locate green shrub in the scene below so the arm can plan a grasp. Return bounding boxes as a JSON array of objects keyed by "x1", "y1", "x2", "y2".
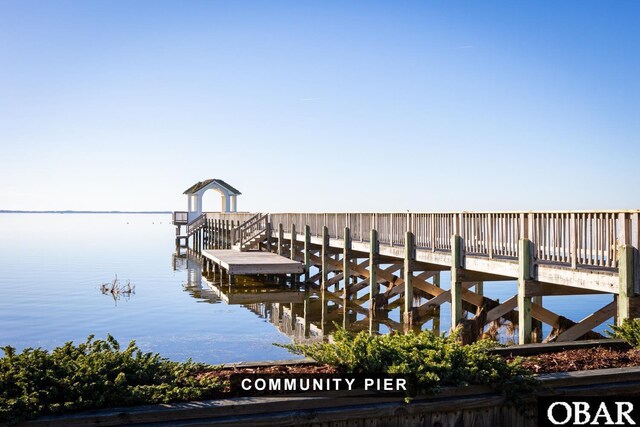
[
  {"x1": 279, "y1": 328, "x2": 537, "y2": 399},
  {"x1": 607, "y1": 318, "x2": 640, "y2": 347},
  {"x1": 0, "y1": 335, "x2": 223, "y2": 424}
]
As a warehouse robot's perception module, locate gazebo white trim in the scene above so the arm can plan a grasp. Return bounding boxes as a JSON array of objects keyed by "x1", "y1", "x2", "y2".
[{"x1": 183, "y1": 179, "x2": 241, "y2": 222}]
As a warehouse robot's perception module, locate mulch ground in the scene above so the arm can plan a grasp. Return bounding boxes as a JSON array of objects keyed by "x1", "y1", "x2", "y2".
[{"x1": 513, "y1": 346, "x2": 640, "y2": 374}]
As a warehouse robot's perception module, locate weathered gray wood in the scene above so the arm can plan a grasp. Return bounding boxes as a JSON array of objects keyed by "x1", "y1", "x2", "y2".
[
  {"x1": 632, "y1": 212, "x2": 640, "y2": 294},
  {"x1": 369, "y1": 228, "x2": 379, "y2": 311},
  {"x1": 321, "y1": 226, "x2": 329, "y2": 290},
  {"x1": 524, "y1": 281, "x2": 606, "y2": 296},
  {"x1": 201, "y1": 250, "x2": 304, "y2": 275},
  {"x1": 404, "y1": 231, "x2": 415, "y2": 325},
  {"x1": 290, "y1": 224, "x2": 296, "y2": 261},
  {"x1": 485, "y1": 296, "x2": 517, "y2": 323},
  {"x1": 518, "y1": 239, "x2": 533, "y2": 344},
  {"x1": 303, "y1": 225, "x2": 310, "y2": 281},
  {"x1": 618, "y1": 244, "x2": 634, "y2": 324},
  {"x1": 277, "y1": 223, "x2": 284, "y2": 256},
  {"x1": 343, "y1": 227, "x2": 351, "y2": 301},
  {"x1": 450, "y1": 234, "x2": 463, "y2": 328},
  {"x1": 556, "y1": 301, "x2": 616, "y2": 342}
]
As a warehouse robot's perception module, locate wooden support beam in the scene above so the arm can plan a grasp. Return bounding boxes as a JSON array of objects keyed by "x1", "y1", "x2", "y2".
[
  {"x1": 320, "y1": 289, "x2": 328, "y2": 334},
  {"x1": 349, "y1": 278, "x2": 370, "y2": 295},
  {"x1": 303, "y1": 225, "x2": 311, "y2": 281},
  {"x1": 326, "y1": 272, "x2": 345, "y2": 288},
  {"x1": 321, "y1": 226, "x2": 330, "y2": 290},
  {"x1": 290, "y1": 224, "x2": 297, "y2": 261},
  {"x1": 485, "y1": 296, "x2": 518, "y2": 324},
  {"x1": 450, "y1": 234, "x2": 463, "y2": 328},
  {"x1": 277, "y1": 223, "x2": 284, "y2": 256},
  {"x1": 404, "y1": 231, "x2": 415, "y2": 326},
  {"x1": 385, "y1": 271, "x2": 434, "y2": 300},
  {"x1": 369, "y1": 228, "x2": 380, "y2": 312},
  {"x1": 618, "y1": 244, "x2": 635, "y2": 324},
  {"x1": 432, "y1": 272, "x2": 441, "y2": 335},
  {"x1": 416, "y1": 290, "x2": 450, "y2": 318},
  {"x1": 265, "y1": 221, "x2": 272, "y2": 252},
  {"x1": 524, "y1": 282, "x2": 607, "y2": 296},
  {"x1": 633, "y1": 212, "x2": 640, "y2": 294},
  {"x1": 306, "y1": 271, "x2": 322, "y2": 286},
  {"x1": 476, "y1": 281, "x2": 483, "y2": 297},
  {"x1": 343, "y1": 227, "x2": 351, "y2": 301},
  {"x1": 532, "y1": 295, "x2": 543, "y2": 343},
  {"x1": 531, "y1": 303, "x2": 561, "y2": 330},
  {"x1": 556, "y1": 301, "x2": 616, "y2": 342},
  {"x1": 518, "y1": 238, "x2": 534, "y2": 344},
  {"x1": 214, "y1": 219, "x2": 222, "y2": 249},
  {"x1": 329, "y1": 260, "x2": 370, "y2": 289}
]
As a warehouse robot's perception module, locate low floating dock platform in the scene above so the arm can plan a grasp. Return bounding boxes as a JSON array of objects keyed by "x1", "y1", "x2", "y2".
[{"x1": 201, "y1": 249, "x2": 304, "y2": 275}]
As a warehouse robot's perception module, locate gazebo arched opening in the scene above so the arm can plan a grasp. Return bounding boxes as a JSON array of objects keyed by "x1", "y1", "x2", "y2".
[
  {"x1": 201, "y1": 187, "x2": 229, "y2": 213},
  {"x1": 183, "y1": 179, "x2": 241, "y2": 222}
]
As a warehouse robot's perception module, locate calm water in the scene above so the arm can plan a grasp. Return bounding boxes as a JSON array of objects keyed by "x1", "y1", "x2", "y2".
[
  {"x1": 0, "y1": 213, "x2": 302, "y2": 364},
  {"x1": 0, "y1": 213, "x2": 616, "y2": 364}
]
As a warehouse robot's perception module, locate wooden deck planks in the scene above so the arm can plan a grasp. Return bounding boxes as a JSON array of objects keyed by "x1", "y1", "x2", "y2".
[{"x1": 202, "y1": 249, "x2": 304, "y2": 275}]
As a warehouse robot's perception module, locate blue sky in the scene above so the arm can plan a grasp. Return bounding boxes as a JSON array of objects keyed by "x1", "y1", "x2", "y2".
[{"x1": 1, "y1": 1, "x2": 638, "y2": 212}]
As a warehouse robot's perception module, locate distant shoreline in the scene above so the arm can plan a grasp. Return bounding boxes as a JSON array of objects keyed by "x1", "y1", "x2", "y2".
[{"x1": 0, "y1": 210, "x2": 171, "y2": 214}]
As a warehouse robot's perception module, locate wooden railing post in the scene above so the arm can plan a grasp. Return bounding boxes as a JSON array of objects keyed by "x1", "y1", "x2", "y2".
[
  {"x1": 404, "y1": 231, "x2": 415, "y2": 326},
  {"x1": 618, "y1": 213, "x2": 629, "y2": 246},
  {"x1": 487, "y1": 213, "x2": 493, "y2": 259},
  {"x1": 321, "y1": 226, "x2": 330, "y2": 290},
  {"x1": 343, "y1": 227, "x2": 351, "y2": 302},
  {"x1": 570, "y1": 213, "x2": 577, "y2": 269},
  {"x1": 632, "y1": 213, "x2": 640, "y2": 295},
  {"x1": 450, "y1": 234, "x2": 463, "y2": 328},
  {"x1": 369, "y1": 229, "x2": 379, "y2": 312},
  {"x1": 618, "y1": 244, "x2": 635, "y2": 325},
  {"x1": 304, "y1": 225, "x2": 311, "y2": 282},
  {"x1": 290, "y1": 224, "x2": 297, "y2": 261},
  {"x1": 277, "y1": 223, "x2": 284, "y2": 256},
  {"x1": 518, "y1": 238, "x2": 533, "y2": 344},
  {"x1": 265, "y1": 221, "x2": 272, "y2": 252},
  {"x1": 430, "y1": 214, "x2": 435, "y2": 252}
]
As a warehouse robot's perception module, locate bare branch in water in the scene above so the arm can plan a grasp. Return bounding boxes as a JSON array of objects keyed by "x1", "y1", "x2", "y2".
[{"x1": 100, "y1": 275, "x2": 135, "y2": 303}]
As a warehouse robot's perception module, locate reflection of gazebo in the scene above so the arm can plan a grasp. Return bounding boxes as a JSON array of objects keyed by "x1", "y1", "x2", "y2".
[{"x1": 183, "y1": 179, "x2": 241, "y2": 222}]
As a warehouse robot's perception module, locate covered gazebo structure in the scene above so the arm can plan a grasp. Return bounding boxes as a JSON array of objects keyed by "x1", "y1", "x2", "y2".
[{"x1": 183, "y1": 179, "x2": 241, "y2": 222}]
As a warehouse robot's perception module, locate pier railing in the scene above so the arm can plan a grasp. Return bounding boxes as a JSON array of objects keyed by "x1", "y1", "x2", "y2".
[
  {"x1": 233, "y1": 213, "x2": 269, "y2": 249},
  {"x1": 187, "y1": 214, "x2": 207, "y2": 235},
  {"x1": 269, "y1": 211, "x2": 639, "y2": 270},
  {"x1": 204, "y1": 212, "x2": 257, "y2": 223},
  {"x1": 172, "y1": 211, "x2": 188, "y2": 225}
]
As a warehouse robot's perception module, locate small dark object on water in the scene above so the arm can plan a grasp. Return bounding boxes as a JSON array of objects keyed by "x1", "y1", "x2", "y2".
[{"x1": 100, "y1": 274, "x2": 135, "y2": 301}]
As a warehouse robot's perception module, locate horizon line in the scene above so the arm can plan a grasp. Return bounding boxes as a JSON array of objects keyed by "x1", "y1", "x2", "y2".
[{"x1": 0, "y1": 210, "x2": 172, "y2": 214}]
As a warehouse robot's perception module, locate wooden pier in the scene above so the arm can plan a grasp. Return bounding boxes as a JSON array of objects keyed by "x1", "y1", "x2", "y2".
[
  {"x1": 174, "y1": 209, "x2": 640, "y2": 345},
  {"x1": 201, "y1": 249, "x2": 303, "y2": 278}
]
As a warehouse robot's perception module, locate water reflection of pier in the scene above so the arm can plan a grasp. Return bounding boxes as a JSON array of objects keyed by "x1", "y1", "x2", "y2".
[
  {"x1": 173, "y1": 251, "x2": 441, "y2": 343},
  {"x1": 174, "y1": 251, "x2": 221, "y2": 304}
]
